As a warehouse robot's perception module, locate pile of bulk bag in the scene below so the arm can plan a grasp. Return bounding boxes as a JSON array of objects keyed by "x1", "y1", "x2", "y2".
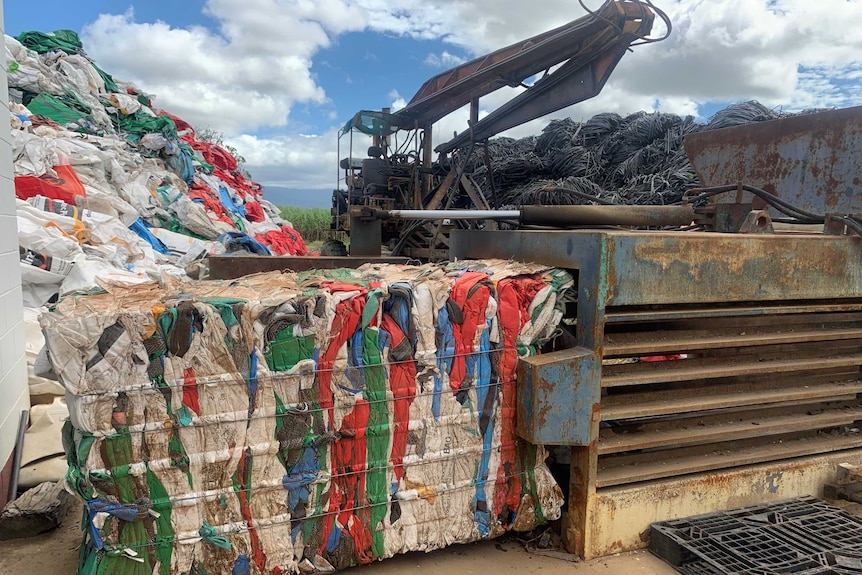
[
  {"x1": 7, "y1": 29, "x2": 310, "y2": 425},
  {"x1": 41, "y1": 260, "x2": 573, "y2": 574},
  {"x1": 7, "y1": 29, "x2": 308, "y2": 311}
]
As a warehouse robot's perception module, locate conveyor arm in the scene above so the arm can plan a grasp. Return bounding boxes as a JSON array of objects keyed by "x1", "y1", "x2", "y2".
[{"x1": 387, "y1": 1, "x2": 658, "y2": 151}]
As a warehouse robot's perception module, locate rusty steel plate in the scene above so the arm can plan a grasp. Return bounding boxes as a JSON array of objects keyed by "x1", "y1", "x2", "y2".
[
  {"x1": 685, "y1": 105, "x2": 862, "y2": 217},
  {"x1": 208, "y1": 256, "x2": 412, "y2": 279}
]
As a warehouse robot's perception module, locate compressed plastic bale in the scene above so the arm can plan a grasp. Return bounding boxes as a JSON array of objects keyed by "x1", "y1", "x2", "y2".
[
  {"x1": 23, "y1": 308, "x2": 65, "y2": 397},
  {"x1": 42, "y1": 260, "x2": 571, "y2": 574}
]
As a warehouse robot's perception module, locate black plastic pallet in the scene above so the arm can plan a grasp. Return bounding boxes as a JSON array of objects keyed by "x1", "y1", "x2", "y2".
[
  {"x1": 677, "y1": 560, "x2": 727, "y2": 575},
  {"x1": 712, "y1": 528, "x2": 822, "y2": 572},
  {"x1": 650, "y1": 497, "x2": 862, "y2": 575},
  {"x1": 684, "y1": 538, "x2": 760, "y2": 573},
  {"x1": 679, "y1": 560, "x2": 846, "y2": 575}
]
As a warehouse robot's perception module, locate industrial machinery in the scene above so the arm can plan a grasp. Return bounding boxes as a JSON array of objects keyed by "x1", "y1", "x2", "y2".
[
  {"x1": 450, "y1": 105, "x2": 862, "y2": 558},
  {"x1": 331, "y1": 0, "x2": 668, "y2": 258},
  {"x1": 212, "y1": 104, "x2": 862, "y2": 560},
  {"x1": 213, "y1": 0, "x2": 862, "y2": 558}
]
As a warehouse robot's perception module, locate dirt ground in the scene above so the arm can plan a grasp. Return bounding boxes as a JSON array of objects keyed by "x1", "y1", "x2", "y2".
[
  {"x1": 0, "y1": 500, "x2": 82, "y2": 575},
  {"x1": 8, "y1": 500, "x2": 862, "y2": 574},
  {"x1": 0, "y1": 500, "x2": 678, "y2": 575}
]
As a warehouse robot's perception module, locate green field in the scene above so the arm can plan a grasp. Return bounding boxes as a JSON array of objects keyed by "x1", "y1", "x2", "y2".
[{"x1": 278, "y1": 206, "x2": 331, "y2": 242}]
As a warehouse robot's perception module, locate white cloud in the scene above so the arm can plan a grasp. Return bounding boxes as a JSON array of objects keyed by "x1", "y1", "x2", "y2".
[
  {"x1": 401, "y1": 0, "x2": 862, "y2": 148},
  {"x1": 349, "y1": 0, "x2": 451, "y2": 40},
  {"x1": 790, "y1": 64, "x2": 862, "y2": 110},
  {"x1": 81, "y1": 4, "x2": 356, "y2": 136},
  {"x1": 225, "y1": 132, "x2": 337, "y2": 190},
  {"x1": 388, "y1": 90, "x2": 407, "y2": 112},
  {"x1": 423, "y1": 51, "x2": 467, "y2": 68},
  {"x1": 580, "y1": 0, "x2": 862, "y2": 111},
  {"x1": 225, "y1": 129, "x2": 373, "y2": 191},
  {"x1": 357, "y1": 0, "x2": 862, "y2": 114},
  {"x1": 79, "y1": 0, "x2": 862, "y2": 202}
]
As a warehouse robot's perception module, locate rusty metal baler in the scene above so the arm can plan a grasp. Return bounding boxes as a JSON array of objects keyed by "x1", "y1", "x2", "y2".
[
  {"x1": 450, "y1": 105, "x2": 862, "y2": 558},
  {"x1": 209, "y1": 0, "x2": 862, "y2": 555},
  {"x1": 211, "y1": 106, "x2": 862, "y2": 559}
]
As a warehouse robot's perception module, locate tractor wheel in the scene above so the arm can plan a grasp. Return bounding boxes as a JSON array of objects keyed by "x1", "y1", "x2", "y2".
[{"x1": 319, "y1": 239, "x2": 348, "y2": 256}]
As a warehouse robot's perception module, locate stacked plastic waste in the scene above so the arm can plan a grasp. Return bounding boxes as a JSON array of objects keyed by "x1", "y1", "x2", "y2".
[
  {"x1": 7, "y1": 29, "x2": 308, "y2": 311},
  {"x1": 41, "y1": 259, "x2": 573, "y2": 574},
  {"x1": 7, "y1": 29, "x2": 310, "y2": 505}
]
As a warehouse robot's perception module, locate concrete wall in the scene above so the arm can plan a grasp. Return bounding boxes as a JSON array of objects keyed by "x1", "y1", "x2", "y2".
[{"x1": 0, "y1": 0, "x2": 30, "y2": 505}]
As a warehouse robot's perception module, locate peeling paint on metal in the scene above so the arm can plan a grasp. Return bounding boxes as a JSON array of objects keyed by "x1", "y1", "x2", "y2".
[
  {"x1": 685, "y1": 106, "x2": 862, "y2": 217},
  {"x1": 588, "y1": 450, "x2": 862, "y2": 559},
  {"x1": 766, "y1": 472, "x2": 783, "y2": 494}
]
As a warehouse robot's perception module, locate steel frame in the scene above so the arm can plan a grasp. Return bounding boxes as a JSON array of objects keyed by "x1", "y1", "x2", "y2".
[{"x1": 452, "y1": 228, "x2": 862, "y2": 558}]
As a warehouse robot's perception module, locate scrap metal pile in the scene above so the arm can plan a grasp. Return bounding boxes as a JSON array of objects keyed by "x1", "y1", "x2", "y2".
[
  {"x1": 7, "y1": 29, "x2": 308, "y2": 310},
  {"x1": 468, "y1": 102, "x2": 801, "y2": 208},
  {"x1": 41, "y1": 259, "x2": 572, "y2": 574}
]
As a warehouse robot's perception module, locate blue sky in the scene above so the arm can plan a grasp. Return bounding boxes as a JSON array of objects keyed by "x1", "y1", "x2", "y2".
[{"x1": 6, "y1": 1, "x2": 862, "y2": 208}]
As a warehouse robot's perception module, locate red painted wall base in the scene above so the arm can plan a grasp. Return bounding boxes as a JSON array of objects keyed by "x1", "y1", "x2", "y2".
[{"x1": 0, "y1": 451, "x2": 15, "y2": 509}]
